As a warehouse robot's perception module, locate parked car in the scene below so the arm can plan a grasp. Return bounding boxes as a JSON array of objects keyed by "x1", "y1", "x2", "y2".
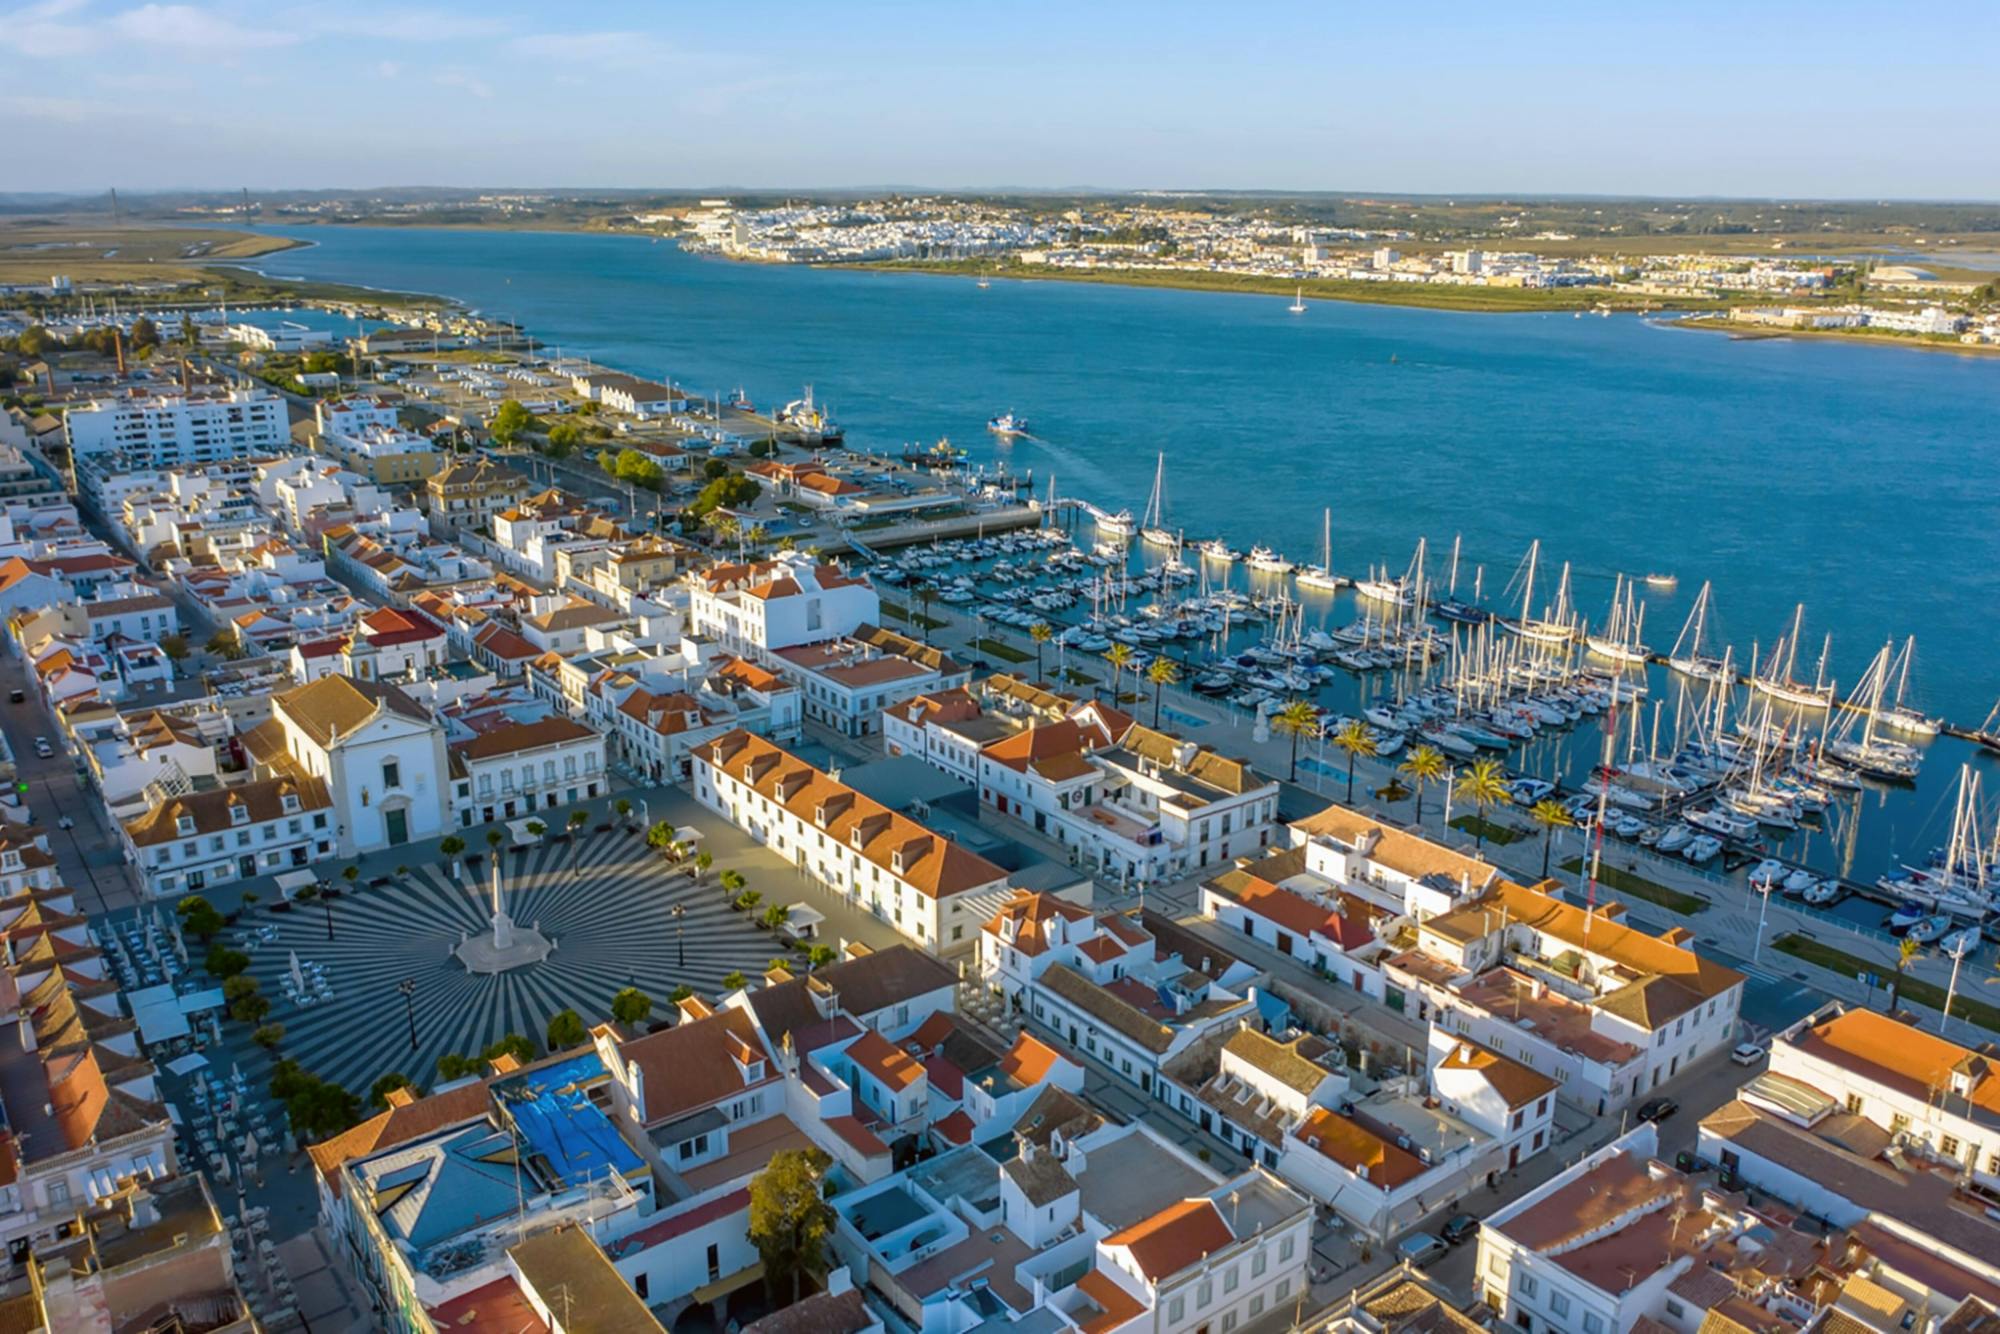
[
  {"x1": 7, "y1": 689, "x2": 22, "y2": 704},
  {"x1": 1440, "y1": 1213, "x2": 1480, "y2": 1245},
  {"x1": 1636, "y1": 1097, "x2": 1679, "y2": 1123},
  {"x1": 1730, "y1": 1042, "x2": 1768, "y2": 1067},
  {"x1": 1394, "y1": 1232, "x2": 1448, "y2": 1268}
]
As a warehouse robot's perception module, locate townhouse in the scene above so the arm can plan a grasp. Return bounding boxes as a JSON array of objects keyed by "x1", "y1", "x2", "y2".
[
  {"x1": 774, "y1": 625, "x2": 969, "y2": 737},
  {"x1": 424, "y1": 457, "x2": 528, "y2": 528},
  {"x1": 688, "y1": 554, "x2": 879, "y2": 660},
  {"x1": 120, "y1": 772, "x2": 335, "y2": 896},
  {"x1": 695, "y1": 729, "x2": 1014, "y2": 954},
  {"x1": 444, "y1": 693, "x2": 608, "y2": 824}
]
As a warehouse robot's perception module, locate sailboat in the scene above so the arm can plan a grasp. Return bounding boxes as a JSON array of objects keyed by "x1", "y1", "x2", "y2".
[
  {"x1": 1751, "y1": 604, "x2": 1835, "y2": 709},
  {"x1": 1502, "y1": 540, "x2": 1576, "y2": 644},
  {"x1": 1826, "y1": 641, "x2": 1921, "y2": 783},
  {"x1": 1289, "y1": 286, "x2": 1307, "y2": 314},
  {"x1": 1666, "y1": 581, "x2": 1730, "y2": 682},
  {"x1": 1296, "y1": 509, "x2": 1344, "y2": 592},
  {"x1": 1584, "y1": 574, "x2": 1651, "y2": 665},
  {"x1": 1974, "y1": 700, "x2": 2000, "y2": 757},
  {"x1": 1432, "y1": 535, "x2": 1490, "y2": 624},
  {"x1": 1878, "y1": 636, "x2": 1939, "y2": 736},
  {"x1": 1877, "y1": 766, "x2": 1996, "y2": 916},
  {"x1": 1140, "y1": 454, "x2": 1176, "y2": 547}
]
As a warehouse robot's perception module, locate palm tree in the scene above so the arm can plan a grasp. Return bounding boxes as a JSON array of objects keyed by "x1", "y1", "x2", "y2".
[
  {"x1": 745, "y1": 522, "x2": 769, "y2": 551},
  {"x1": 1528, "y1": 798, "x2": 1575, "y2": 878},
  {"x1": 1105, "y1": 643, "x2": 1135, "y2": 704},
  {"x1": 1329, "y1": 718, "x2": 1376, "y2": 802},
  {"x1": 1147, "y1": 657, "x2": 1180, "y2": 728},
  {"x1": 1399, "y1": 745, "x2": 1448, "y2": 825},
  {"x1": 1029, "y1": 621, "x2": 1054, "y2": 683},
  {"x1": 485, "y1": 828, "x2": 504, "y2": 855},
  {"x1": 694, "y1": 850, "x2": 713, "y2": 885},
  {"x1": 439, "y1": 835, "x2": 466, "y2": 878},
  {"x1": 1459, "y1": 758, "x2": 1512, "y2": 852},
  {"x1": 911, "y1": 577, "x2": 936, "y2": 645},
  {"x1": 1889, "y1": 935, "x2": 1923, "y2": 1011},
  {"x1": 1273, "y1": 699, "x2": 1321, "y2": 783}
]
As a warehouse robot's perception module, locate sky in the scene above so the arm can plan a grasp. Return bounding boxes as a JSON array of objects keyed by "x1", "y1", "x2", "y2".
[{"x1": 2, "y1": 0, "x2": 1996, "y2": 199}]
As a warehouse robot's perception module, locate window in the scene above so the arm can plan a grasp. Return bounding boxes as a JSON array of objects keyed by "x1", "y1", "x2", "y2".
[
  {"x1": 1515, "y1": 1273, "x2": 1537, "y2": 1299},
  {"x1": 1548, "y1": 1291, "x2": 1570, "y2": 1318},
  {"x1": 1664, "y1": 1299, "x2": 1686, "y2": 1320},
  {"x1": 1221, "y1": 1316, "x2": 1237, "y2": 1333},
  {"x1": 1941, "y1": 1134, "x2": 1961, "y2": 1158},
  {"x1": 46, "y1": 1180, "x2": 70, "y2": 1205},
  {"x1": 1168, "y1": 1298, "x2": 1185, "y2": 1323},
  {"x1": 1279, "y1": 1236, "x2": 1295, "y2": 1262},
  {"x1": 1251, "y1": 1250, "x2": 1267, "y2": 1278},
  {"x1": 1583, "y1": 1314, "x2": 1604, "y2": 1334},
  {"x1": 1275, "y1": 1279, "x2": 1290, "y2": 1301},
  {"x1": 1845, "y1": 1093, "x2": 1864, "y2": 1115},
  {"x1": 383, "y1": 760, "x2": 400, "y2": 789},
  {"x1": 1891, "y1": 1112, "x2": 1911, "y2": 1136},
  {"x1": 1197, "y1": 1281, "x2": 1212, "y2": 1309},
  {"x1": 1249, "y1": 1296, "x2": 1264, "y2": 1318},
  {"x1": 1222, "y1": 1267, "x2": 1239, "y2": 1294}
]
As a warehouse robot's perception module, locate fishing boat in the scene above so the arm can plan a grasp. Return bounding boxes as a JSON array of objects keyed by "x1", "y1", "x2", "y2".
[
  {"x1": 1199, "y1": 538, "x2": 1241, "y2": 564},
  {"x1": 1584, "y1": 574, "x2": 1651, "y2": 665},
  {"x1": 780, "y1": 385, "x2": 844, "y2": 444},
  {"x1": 1666, "y1": 581, "x2": 1731, "y2": 682},
  {"x1": 1751, "y1": 604, "x2": 1835, "y2": 709},
  {"x1": 1296, "y1": 508, "x2": 1344, "y2": 592},
  {"x1": 1137, "y1": 454, "x2": 1177, "y2": 547},
  {"x1": 987, "y1": 411, "x2": 1029, "y2": 437},
  {"x1": 1289, "y1": 286, "x2": 1307, "y2": 314},
  {"x1": 1246, "y1": 546, "x2": 1295, "y2": 574}
]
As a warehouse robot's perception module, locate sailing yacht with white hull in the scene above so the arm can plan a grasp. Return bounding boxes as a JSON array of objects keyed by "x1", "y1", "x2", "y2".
[
  {"x1": 1139, "y1": 454, "x2": 1176, "y2": 547},
  {"x1": 1666, "y1": 581, "x2": 1730, "y2": 682},
  {"x1": 1296, "y1": 508, "x2": 1344, "y2": 592},
  {"x1": 1432, "y1": 534, "x2": 1490, "y2": 624},
  {"x1": 1502, "y1": 540, "x2": 1576, "y2": 644},
  {"x1": 1752, "y1": 604, "x2": 1835, "y2": 709},
  {"x1": 1585, "y1": 573, "x2": 1651, "y2": 665}
]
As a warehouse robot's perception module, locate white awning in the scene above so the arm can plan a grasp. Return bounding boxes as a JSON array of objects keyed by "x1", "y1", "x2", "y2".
[
  {"x1": 164, "y1": 1053, "x2": 210, "y2": 1077},
  {"x1": 506, "y1": 818, "x2": 544, "y2": 846},
  {"x1": 276, "y1": 870, "x2": 319, "y2": 895}
]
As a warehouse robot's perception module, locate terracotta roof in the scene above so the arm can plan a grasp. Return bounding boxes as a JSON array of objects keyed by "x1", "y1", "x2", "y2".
[
  {"x1": 744, "y1": 945, "x2": 956, "y2": 1048},
  {"x1": 275, "y1": 674, "x2": 430, "y2": 747},
  {"x1": 981, "y1": 890, "x2": 1091, "y2": 957},
  {"x1": 123, "y1": 774, "x2": 330, "y2": 847},
  {"x1": 998, "y1": 1033, "x2": 1067, "y2": 1089},
  {"x1": 1003, "y1": 1147, "x2": 1078, "y2": 1207},
  {"x1": 1293, "y1": 803, "x2": 1509, "y2": 893},
  {"x1": 308, "y1": 1080, "x2": 493, "y2": 1197},
  {"x1": 451, "y1": 715, "x2": 598, "y2": 761},
  {"x1": 1792, "y1": 1007, "x2": 2000, "y2": 1120},
  {"x1": 844, "y1": 1028, "x2": 925, "y2": 1092},
  {"x1": 1294, "y1": 1106, "x2": 1428, "y2": 1188},
  {"x1": 1104, "y1": 1197, "x2": 1234, "y2": 1282},
  {"x1": 1221, "y1": 1029, "x2": 1338, "y2": 1097},
  {"x1": 617, "y1": 1007, "x2": 774, "y2": 1126},
  {"x1": 1117, "y1": 723, "x2": 1265, "y2": 795},
  {"x1": 1437, "y1": 1037, "x2": 1559, "y2": 1108},
  {"x1": 703, "y1": 731, "x2": 1006, "y2": 899}
]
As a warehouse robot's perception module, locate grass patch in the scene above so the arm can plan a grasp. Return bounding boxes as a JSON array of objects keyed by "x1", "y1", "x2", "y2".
[
  {"x1": 881, "y1": 601, "x2": 945, "y2": 631},
  {"x1": 1561, "y1": 858, "x2": 1707, "y2": 915},
  {"x1": 971, "y1": 637, "x2": 1031, "y2": 664},
  {"x1": 1773, "y1": 934, "x2": 2000, "y2": 1033},
  {"x1": 1449, "y1": 814, "x2": 1523, "y2": 846},
  {"x1": 1060, "y1": 667, "x2": 1099, "y2": 686}
]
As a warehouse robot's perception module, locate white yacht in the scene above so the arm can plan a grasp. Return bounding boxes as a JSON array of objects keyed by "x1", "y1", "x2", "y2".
[
  {"x1": 1246, "y1": 546, "x2": 1294, "y2": 574},
  {"x1": 1199, "y1": 538, "x2": 1241, "y2": 563}
]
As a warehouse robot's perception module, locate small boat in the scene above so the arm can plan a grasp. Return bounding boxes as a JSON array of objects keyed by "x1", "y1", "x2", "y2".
[
  {"x1": 1749, "y1": 858, "x2": 1787, "y2": 889},
  {"x1": 1246, "y1": 546, "x2": 1295, "y2": 574},
  {"x1": 1802, "y1": 879, "x2": 1841, "y2": 906},
  {"x1": 987, "y1": 412, "x2": 1029, "y2": 437},
  {"x1": 1685, "y1": 806, "x2": 1759, "y2": 840},
  {"x1": 1939, "y1": 926, "x2": 1979, "y2": 956},
  {"x1": 1643, "y1": 573, "x2": 1678, "y2": 589},
  {"x1": 1289, "y1": 286, "x2": 1307, "y2": 314},
  {"x1": 1682, "y1": 835, "x2": 1724, "y2": 863},
  {"x1": 1885, "y1": 903, "x2": 1928, "y2": 933},
  {"x1": 1200, "y1": 539, "x2": 1241, "y2": 564},
  {"x1": 1907, "y1": 915, "x2": 1950, "y2": 944},
  {"x1": 1655, "y1": 825, "x2": 1694, "y2": 854}
]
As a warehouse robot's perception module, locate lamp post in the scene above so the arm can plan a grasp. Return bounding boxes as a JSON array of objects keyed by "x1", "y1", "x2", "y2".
[
  {"x1": 397, "y1": 979, "x2": 418, "y2": 1053},
  {"x1": 1940, "y1": 933, "x2": 1972, "y2": 1035},
  {"x1": 321, "y1": 888, "x2": 335, "y2": 942},
  {"x1": 671, "y1": 903, "x2": 686, "y2": 970},
  {"x1": 1751, "y1": 881, "x2": 1773, "y2": 965}
]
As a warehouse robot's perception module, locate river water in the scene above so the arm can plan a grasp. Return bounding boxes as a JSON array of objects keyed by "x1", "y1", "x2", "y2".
[{"x1": 242, "y1": 225, "x2": 2000, "y2": 890}]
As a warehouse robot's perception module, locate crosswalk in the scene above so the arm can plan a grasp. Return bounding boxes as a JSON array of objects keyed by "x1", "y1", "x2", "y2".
[{"x1": 239, "y1": 831, "x2": 778, "y2": 1093}]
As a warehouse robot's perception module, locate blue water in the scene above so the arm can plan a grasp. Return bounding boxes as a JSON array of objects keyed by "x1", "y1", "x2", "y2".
[{"x1": 231, "y1": 225, "x2": 2000, "y2": 886}]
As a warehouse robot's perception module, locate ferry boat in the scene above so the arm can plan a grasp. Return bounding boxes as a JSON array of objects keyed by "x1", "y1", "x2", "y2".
[{"x1": 987, "y1": 412, "x2": 1029, "y2": 437}]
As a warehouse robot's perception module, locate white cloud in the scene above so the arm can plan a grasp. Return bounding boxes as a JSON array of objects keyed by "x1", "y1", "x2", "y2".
[
  {"x1": 0, "y1": 1, "x2": 297, "y2": 58},
  {"x1": 433, "y1": 69, "x2": 493, "y2": 100},
  {"x1": 108, "y1": 4, "x2": 297, "y2": 48},
  {"x1": 510, "y1": 30, "x2": 672, "y2": 71},
  {"x1": 375, "y1": 60, "x2": 399, "y2": 79},
  {"x1": 302, "y1": 8, "x2": 508, "y2": 43},
  {"x1": 0, "y1": 0, "x2": 98, "y2": 58}
]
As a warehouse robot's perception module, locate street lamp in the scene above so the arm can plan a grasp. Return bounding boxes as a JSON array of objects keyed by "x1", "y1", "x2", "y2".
[
  {"x1": 321, "y1": 886, "x2": 335, "y2": 942},
  {"x1": 397, "y1": 979, "x2": 418, "y2": 1052},
  {"x1": 1751, "y1": 880, "x2": 1774, "y2": 965},
  {"x1": 670, "y1": 903, "x2": 686, "y2": 970},
  {"x1": 1940, "y1": 933, "x2": 1973, "y2": 1035}
]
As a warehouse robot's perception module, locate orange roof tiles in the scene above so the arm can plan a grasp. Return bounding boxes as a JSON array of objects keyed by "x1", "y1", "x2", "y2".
[
  {"x1": 1105, "y1": 1198, "x2": 1235, "y2": 1282},
  {"x1": 1076, "y1": 1269, "x2": 1147, "y2": 1334},
  {"x1": 844, "y1": 1028, "x2": 926, "y2": 1092},
  {"x1": 997, "y1": 1033, "x2": 1065, "y2": 1088},
  {"x1": 1437, "y1": 1037, "x2": 1559, "y2": 1109},
  {"x1": 981, "y1": 890, "x2": 1091, "y2": 956},
  {"x1": 1794, "y1": 1008, "x2": 2000, "y2": 1118},
  {"x1": 1295, "y1": 1106, "x2": 1428, "y2": 1189}
]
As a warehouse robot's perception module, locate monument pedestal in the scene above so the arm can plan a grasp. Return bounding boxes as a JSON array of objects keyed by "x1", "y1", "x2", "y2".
[{"x1": 454, "y1": 858, "x2": 554, "y2": 974}]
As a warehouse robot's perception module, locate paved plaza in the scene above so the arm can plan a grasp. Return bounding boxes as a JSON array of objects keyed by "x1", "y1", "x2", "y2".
[{"x1": 235, "y1": 824, "x2": 780, "y2": 1094}]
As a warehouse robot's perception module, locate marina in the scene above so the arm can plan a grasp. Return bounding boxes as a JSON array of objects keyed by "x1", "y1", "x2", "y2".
[{"x1": 238, "y1": 222, "x2": 2000, "y2": 917}]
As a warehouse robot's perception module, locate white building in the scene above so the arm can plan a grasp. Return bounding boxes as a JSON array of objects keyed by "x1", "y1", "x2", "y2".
[
  {"x1": 65, "y1": 389, "x2": 291, "y2": 467},
  {"x1": 229, "y1": 321, "x2": 334, "y2": 352},
  {"x1": 688, "y1": 555, "x2": 878, "y2": 660},
  {"x1": 694, "y1": 729, "x2": 1013, "y2": 954},
  {"x1": 242, "y1": 675, "x2": 451, "y2": 856},
  {"x1": 446, "y1": 708, "x2": 607, "y2": 826},
  {"x1": 120, "y1": 773, "x2": 335, "y2": 896},
  {"x1": 773, "y1": 625, "x2": 969, "y2": 738}
]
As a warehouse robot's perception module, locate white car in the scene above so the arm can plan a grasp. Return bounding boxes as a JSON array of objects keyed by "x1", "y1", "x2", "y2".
[{"x1": 1730, "y1": 1042, "x2": 1767, "y2": 1066}]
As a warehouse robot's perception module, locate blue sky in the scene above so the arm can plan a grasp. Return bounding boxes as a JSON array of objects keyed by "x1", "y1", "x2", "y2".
[{"x1": 2, "y1": 0, "x2": 1994, "y2": 198}]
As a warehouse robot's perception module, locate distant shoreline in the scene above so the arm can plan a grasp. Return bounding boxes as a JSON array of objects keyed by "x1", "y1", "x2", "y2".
[{"x1": 1660, "y1": 313, "x2": 2000, "y2": 358}]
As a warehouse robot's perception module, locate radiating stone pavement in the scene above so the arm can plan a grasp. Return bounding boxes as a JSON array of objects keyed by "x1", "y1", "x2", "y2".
[{"x1": 240, "y1": 829, "x2": 777, "y2": 1092}]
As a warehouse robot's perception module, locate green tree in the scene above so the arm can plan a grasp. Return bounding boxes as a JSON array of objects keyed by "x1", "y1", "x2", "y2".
[
  {"x1": 230, "y1": 991, "x2": 271, "y2": 1025},
  {"x1": 1272, "y1": 699, "x2": 1322, "y2": 783},
  {"x1": 176, "y1": 894, "x2": 225, "y2": 942},
  {"x1": 702, "y1": 458, "x2": 731, "y2": 480},
  {"x1": 722, "y1": 970, "x2": 749, "y2": 991},
  {"x1": 545, "y1": 419, "x2": 584, "y2": 457},
  {"x1": 252, "y1": 1023, "x2": 286, "y2": 1050},
  {"x1": 646, "y1": 819, "x2": 678, "y2": 854},
  {"x1": 158, "y1": 634, "x2": 189, "y2": 661},
  {"x1": 436, "y1": 1052, "x2": 478, "y2": 1081},
  {"x1": 545, "y1": 1008, "x2": 589, "y2": 1051},
  {"x1": 693, "y1": 850, "x2": 713, "y2": 885},
  {"x1": 1888, "y1": 935, "x2": 1923, "y2": 1011},
  {"x1": 720, "y1": 868, "x2": 746, "y2": 898},
  {"x1": 1329, "y1": 717, "x2": 1376, "y2": 801},
  {"x1": 749, "y1": 1148, "x2": 836, "y2": 1303},
  {"x1": 615, "y1": 449, "x2": 664, "y2": 490},
  {"x1": 342, "y1": 864, "x2": 360, "y2": 888},
  {"x1": 205, "y1": 944, "x2": 250, "y2": 978},
  {"x1": 485, "y1": 828, "x2": 505, "y2": 854},
  {"x1": 735, "y1": 889, "x2": 763, "y2": 912},
  {"x1": 205, "y1": 631, "x2": 246, "y2": 660},
  {"x1": 610, "y1": 987, "x2": 653, "y2": 1026},
  {"x1": 613, "y1": 797, "x2": 633, "y2": 827},
  {"x1": 488, "y1": 399, "x2": 537, "y2": 448},
  {"x1": 1104, "y1": 643, "x2": 1135, "y2": 703},
  {"x1": 1029, "y1": 621, "x2": 1054, "y2": 682},
  {"x1": 688, "y1": 473, "x2": 761, "y2": 515},
  {"x1": 668, "y1": 984, "x2": 694, "y2": 1004},
  {"x1": 1529, "y1": 798, "x2": 1576, "y2": 878},
  {"x1": 369, "y1": 1072, "x2": 416, "y2": 1110},
  {"x1": 131, "y1": 315, "x2": 160, "y2": 348},
  {"x1": 481, "y1": 1033, "x2": 536, "y2": 1065},
  {"x1": 439, "y1": 835, "x2": 466, "y2": 871},
  {"x1": 179, "y1": 313, "x2": 198, "y2": 347},
  {"x1": 1398, "y1": 745, "x2": 1448, "y2": 825},
  {"x1": 1459, "y1": 758, "x2": 1512, "y2": 853},
  {"x1": 807, "y1": 944, "x2": 837, "y2": 970},
  {"x1": 17, "y1": 325, "x2": 52, "y2": 358},
  {"x1": 1146, "y1": 656, "x2": 1180, "y2": 727},
  {"x1": 761, "y1": 904, "x2": 790, "y2": 931},
  {"x1": 525, "y1": 818, "x2": 546, "y2": 840}
]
